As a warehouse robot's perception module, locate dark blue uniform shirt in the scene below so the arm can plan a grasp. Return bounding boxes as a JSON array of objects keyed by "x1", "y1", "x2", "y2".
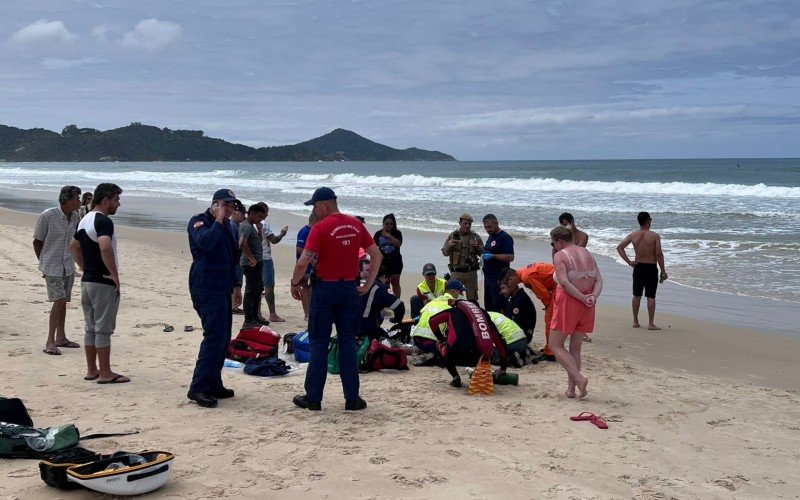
[
  {"x1": 483, "y1": 230, "x2": 514, "y2": 279},
  {"x1": 359, "y1": 280, "x2": 405, "y2": 339},
  {"x1": 188, "y1": 209, "x2": 238, "y2": 296}
]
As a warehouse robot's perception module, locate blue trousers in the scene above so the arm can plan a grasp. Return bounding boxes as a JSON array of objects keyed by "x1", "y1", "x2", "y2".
[
  {"x1": 305, "y1": 280, "x2": 360, "y2": 403},
  {"x1": 190, "y1": 293, "x2": 232, "y2": 393},
  {"x1": 483, "y1": 277, "x2": 504, "y2": 313}
]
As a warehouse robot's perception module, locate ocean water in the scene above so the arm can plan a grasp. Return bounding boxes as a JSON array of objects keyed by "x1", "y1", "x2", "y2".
[{"x1": 1, "y1": 159, "x2": 798, "y2": 303}]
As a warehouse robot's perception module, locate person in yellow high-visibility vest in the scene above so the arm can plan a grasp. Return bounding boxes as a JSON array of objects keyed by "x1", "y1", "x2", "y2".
[
  {"x1": 409, "y1": 263, "x2": 447, "y2": 317},
  {"x1": 488, "y1": 312, "x2": 527, "y2": 368}
]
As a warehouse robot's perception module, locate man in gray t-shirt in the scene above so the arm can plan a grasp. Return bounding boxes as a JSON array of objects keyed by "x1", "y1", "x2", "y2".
[
  {"x1": 33, "y1": 185, "x2": 82, "y2": 355},
  {"x1": 238, "y1": 204, "x2": 267, "y2": 328}
]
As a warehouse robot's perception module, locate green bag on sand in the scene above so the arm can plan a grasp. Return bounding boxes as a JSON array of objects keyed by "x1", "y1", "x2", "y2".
[
  {"x1": 356, "y1": 338, "x2": 370, "y2": 371},
  {"x1": 328, "y1": 337, "x2": 371, "y2": 374},
  {"x1": 0, "y1": 423, "x2": 80, "y2": 459},
  {"x1": 327, "y1": 338, "x2": 340, "y2": 375}
]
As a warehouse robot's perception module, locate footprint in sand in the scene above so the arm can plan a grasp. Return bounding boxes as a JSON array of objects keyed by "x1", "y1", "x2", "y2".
[
  {"x1": 711, "y1": 474, "x2": 749, "y2": 491},
  {"x1": 8, "y1": 347, "x2": 30, "y2": 357},
  {"x1": 369, "y1": 456, "x2": 389, "y2": 465},
  {"x1": 445, "y1": 449, "x2": 462, "y2": 457}
]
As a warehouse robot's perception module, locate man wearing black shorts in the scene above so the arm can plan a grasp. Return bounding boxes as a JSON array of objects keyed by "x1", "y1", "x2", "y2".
[{"x1": 617, "y1": 212, "x2": 668, "y2": 330}]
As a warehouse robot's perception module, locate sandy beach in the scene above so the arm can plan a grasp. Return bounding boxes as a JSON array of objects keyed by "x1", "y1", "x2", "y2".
[{"x1": 1, "y1": 204, "x2": 799, "y2": 499}]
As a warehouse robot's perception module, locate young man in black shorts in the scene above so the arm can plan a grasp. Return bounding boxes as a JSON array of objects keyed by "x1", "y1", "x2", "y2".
[{"x1": 616, "y1": 212, "x2": 668, "y2": 330}]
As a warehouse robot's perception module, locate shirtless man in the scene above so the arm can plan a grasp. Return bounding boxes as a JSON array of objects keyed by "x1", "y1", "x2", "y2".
[
  {"x1": 616, "y1": 212, "x2": 667, "y2": 330},
  {"x1": 559, "y1": 212, "x2": 588, "y2": 247}
]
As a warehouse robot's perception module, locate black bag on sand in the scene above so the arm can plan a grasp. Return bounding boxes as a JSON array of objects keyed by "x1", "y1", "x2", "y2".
[
  {"x1": 39, "y1": 447, "x2": 103, "y2": 489},
  {"x1": 0, "y1": 397, "x2": 34, "y2": 426}
]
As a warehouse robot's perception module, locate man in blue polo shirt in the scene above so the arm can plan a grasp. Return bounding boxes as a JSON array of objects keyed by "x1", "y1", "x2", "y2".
[{"x1": 481, "y1": 214, "x2": 514, "y2": 312}]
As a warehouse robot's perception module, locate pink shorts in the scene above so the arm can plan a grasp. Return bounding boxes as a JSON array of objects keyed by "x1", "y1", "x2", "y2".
[{"x1": 550, "y1": 288, "x2": 595, "y2": 335}]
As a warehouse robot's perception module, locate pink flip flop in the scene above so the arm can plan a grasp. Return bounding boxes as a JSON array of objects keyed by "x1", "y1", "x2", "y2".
[
  {"x1": 570, "y1": 412, "x2": 595, "y2": 421},
  {"x1": 590, "y1": 416, "x2": 608, "y2": 429}
]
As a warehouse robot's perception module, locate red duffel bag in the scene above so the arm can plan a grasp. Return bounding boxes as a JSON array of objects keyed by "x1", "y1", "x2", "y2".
[
  {"x1": 227, "y1": 326, "x2": 280, "y2": 361},
  {"x1": 236, "y1": 326, "x2": 280, "y2": 348},
  {"x1": 363, "y1": 340, "x2": 409, "y2": 372}
]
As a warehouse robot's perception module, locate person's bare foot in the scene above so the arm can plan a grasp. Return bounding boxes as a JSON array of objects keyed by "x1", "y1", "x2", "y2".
[
  {"x1": 648, "y1": 324, "x2": 661, "y2": 330},
  {"x1": 565, "y1": 389, "x2": 576, "y2": 398},
  {"x1": 576, "y1": 377, "x2": 589, "y2": 398},
  {"x1": 269, "y1": 314, "x2": 285, "y2": 323},
  {"x1": 632, "y1": 322, "x2": 640, "y2": 328}
]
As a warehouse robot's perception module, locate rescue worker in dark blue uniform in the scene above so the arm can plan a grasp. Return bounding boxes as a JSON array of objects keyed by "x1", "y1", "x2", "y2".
[
  {"x1": 358, "y1": 265, "x2": 405, "y2": 341},
  {"x1": 187, "y1": 189, "x2": 239, "y2": 408}
]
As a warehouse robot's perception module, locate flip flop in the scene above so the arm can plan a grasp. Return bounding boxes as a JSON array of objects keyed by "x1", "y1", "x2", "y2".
[
  {"x1": 184, "y1": 325, "x2": 194, "y2": 332},
  {"x1": 570, "y1": 412, "x2": 596, "y2": 421},
  {"x1": 97, "y1": 374, "x2": 130, "y2": 384},
  {"x1": 84, "y1": 373, "x2": 100, "y2": 381},
  {"x1": 163, "y1": 325, "x2": 174, "y2": 332},
  {"x1": 590, "y1": 416, "x2": 608, "y2": 429},
  {"x1": 56, "y1": 341, "x2": 81, "y2": 348},
  {"x1": 42, "y1": 347, "x2": 61, "y2": 356}
]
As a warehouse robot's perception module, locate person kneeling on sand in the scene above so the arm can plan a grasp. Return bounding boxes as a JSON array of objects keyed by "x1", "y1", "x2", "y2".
[
  {"x1": 358, "y1": 265, "x2": 405, "y2": 341},
  {"x1": 411, "y1": 280, "x2": 465, "y2": 367},
  {"x1": 550, "y1": 226, "x2": 603, "y2": 399},
  {"x1": 488, "y1": 312, "x2": 527, "y2": 368},
  {"x1": 427, "y1": 299, "x2": 510, "y2": 388}
]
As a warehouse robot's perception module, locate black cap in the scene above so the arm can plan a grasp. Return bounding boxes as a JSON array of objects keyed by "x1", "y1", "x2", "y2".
[
  {"x1": 212, "y1": 189, "x2": 236, "y2": 202},
  {"x1": 422, "y1": 263, "x2": 436, "y2": 276},
  {"x1": 304, "y1": 187, "x2": 337, "y2": 206}
]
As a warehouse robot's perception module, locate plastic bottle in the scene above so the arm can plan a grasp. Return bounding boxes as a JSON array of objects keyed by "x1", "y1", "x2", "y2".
[
  {"x1": 23, "y1": 427, "x2": 56, "y2": 451},
  {"x1": 223, "y1": 359, "x2": 243, "y2": 369},
  {"x1": 105, "y1": 462, "x2": 126, "y2": 471},
  {"x1": 128, "y1": 454, "x2": 147, "y2": 465}
]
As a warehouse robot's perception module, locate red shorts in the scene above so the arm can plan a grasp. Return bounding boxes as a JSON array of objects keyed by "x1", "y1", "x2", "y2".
[{"x1": 550, "y1": 288, "x2": 595, "y2": 335}]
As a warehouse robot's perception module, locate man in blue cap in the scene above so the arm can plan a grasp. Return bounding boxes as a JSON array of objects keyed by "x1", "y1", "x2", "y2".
[
  {"x1": 186, "y1": 189, "x2": 240, "y2": 408},
  {"x1": 290, "y1": 187, "x2": 382, "y2": 411}
]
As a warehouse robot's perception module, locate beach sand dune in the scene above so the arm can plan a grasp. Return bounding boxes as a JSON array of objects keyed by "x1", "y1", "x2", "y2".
[{"x1": 1, "y1": 210, "x2": 799, "y2": 499}]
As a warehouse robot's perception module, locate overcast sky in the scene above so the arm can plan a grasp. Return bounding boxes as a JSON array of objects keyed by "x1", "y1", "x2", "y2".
[{"x1": 2, "y1": 0, "x2": 799, "y2": 160}]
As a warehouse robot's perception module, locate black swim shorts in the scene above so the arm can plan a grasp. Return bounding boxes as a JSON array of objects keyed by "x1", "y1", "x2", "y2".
[{"x1": 632, "y1": 263, "x2": 658, "y2": 298}]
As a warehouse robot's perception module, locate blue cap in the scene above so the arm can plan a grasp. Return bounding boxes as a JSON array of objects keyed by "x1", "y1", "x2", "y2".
[
  {"x1": 212, "y1": 189, "x2": 236, "y2": 202},
  {"x1": 304, "y1": 187, "x2": 337, "y2": 206},
  {"x1": 445, "y1": 279, "x2": 466, "y2": 291}
]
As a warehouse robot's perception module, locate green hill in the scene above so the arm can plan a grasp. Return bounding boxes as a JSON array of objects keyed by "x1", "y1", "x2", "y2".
[
  {"x1": 299, "y1": 128, "x2": 454, "y2": 161},
  {"x1": 0, "y1": 123, "x2": 455, "y2": 162}
]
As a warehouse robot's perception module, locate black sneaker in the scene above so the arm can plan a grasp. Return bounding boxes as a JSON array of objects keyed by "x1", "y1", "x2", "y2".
[
  {"x1": 450, "y1": 377, "x2": 463, "y2": 388},
  {"x1": 293, "y1": 394, "x2": 321, "y2": 411},
  {"x1": 511, "y1": 352, "x2": 525, "y2": 368},
  {"x1": 344, "y1": 397, "x2": 367, "y2": 411},
  {"x1": 542, "y1": 354, "x2": 557, "y2": 362},
  {"x1": 187, "y1": 391, "x2": 218, "y2": 408},
  {"x1": 210, "y1": 387, "x2": 235, "y2": 399}
]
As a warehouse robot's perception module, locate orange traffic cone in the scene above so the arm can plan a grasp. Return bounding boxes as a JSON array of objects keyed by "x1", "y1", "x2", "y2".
[{"x1": 467, "y1": 356, "x2": 494, "y2": 395}]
